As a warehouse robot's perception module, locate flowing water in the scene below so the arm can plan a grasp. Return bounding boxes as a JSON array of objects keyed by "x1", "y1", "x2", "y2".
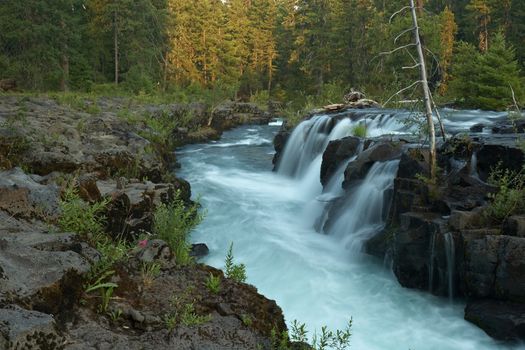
[{"x1": 177, "y1": 109, "x2": 521, "y2": 350}]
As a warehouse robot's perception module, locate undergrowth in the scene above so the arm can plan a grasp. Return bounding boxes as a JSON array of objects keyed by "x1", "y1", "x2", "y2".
[
  {"x1": 153, "y1": 191, "x2": 204, "y2": 265},
  {"x1": 485, "y1": 165, "x2": 525, "y2": 222}
]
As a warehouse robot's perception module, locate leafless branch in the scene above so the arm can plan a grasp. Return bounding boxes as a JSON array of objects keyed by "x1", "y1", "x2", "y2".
[
  {"x1": 390, "y1": 6, "x2": 412, "y2": 23},
  {"x1": 510, "y1": 84, "x2": 521, "y2": 111},
  {"x1": 394, "y1": 27, "x2": 416, "y2": 44},
  {"x1": 402, "y1": 63, "x2": 421, "y2": 70},
  {"x1": 383, "y1": 80, "x2": 423, "y2": 106},
  {"x1": 379, "y1": 43, "x2": 417, "y2": 57}
]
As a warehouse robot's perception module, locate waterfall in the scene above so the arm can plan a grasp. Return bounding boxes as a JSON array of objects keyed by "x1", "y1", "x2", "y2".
[
  {"x1": 444, "y1": 232, "x2": 456, "y2": 301},
  {"x1": 469, "y1": 151, "x2": 479, "y2": 179},
  {"x1": 327, "y1": 160, "x2": 400, "y2": 252}
]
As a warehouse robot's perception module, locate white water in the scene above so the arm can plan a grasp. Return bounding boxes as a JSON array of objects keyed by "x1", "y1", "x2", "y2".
[{"x1": 177, "y1": 112, "x2": 521, "y2": 349}]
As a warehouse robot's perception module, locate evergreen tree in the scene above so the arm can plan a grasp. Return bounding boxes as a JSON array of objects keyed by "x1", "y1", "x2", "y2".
[{"x1": 450, "y1": 33, "x2": 523, "y2": 110}]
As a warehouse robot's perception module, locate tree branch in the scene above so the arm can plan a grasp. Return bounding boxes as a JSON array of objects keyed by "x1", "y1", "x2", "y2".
[
  {"x1": 390, "y1": 6, "x2": 412, "y2": 23},
  {"x1": 383, "y1": 80, "x2": 423, "y2": 106}
]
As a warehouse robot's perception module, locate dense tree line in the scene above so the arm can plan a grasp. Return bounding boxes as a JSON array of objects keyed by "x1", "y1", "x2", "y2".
[{"x1": 0, "y1": 0, "x2": 523, "y2": 110}]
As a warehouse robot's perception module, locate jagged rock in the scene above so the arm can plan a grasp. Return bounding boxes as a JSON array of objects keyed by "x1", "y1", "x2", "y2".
[
  {"x1": 190, "y1": 243, "x2": 209, "y2": 259},
  {"x1": 98, "y1": 179, "x2": 177, "y2": 239},
  {"x1": 272, "y1": 127, "x2": 290, "y2": 167},
  {"x1": 462, "y1": 235, "x2": 525, "y2": 301},
  {"x1": 391, "y1": 212, "x2": 445, "y2": 291},
  {"x1": 449, "y1": 209, "x2": 484, "y2": 231},
  {"x1": 465, "y1": 299, "x2": 525, "y2": 341},
  {"x1": 133, "y1": 239, "x2": 174, "y2": 267},
  {"x1": 492, "y1": 119, "x2": 525, "y2": 134},
  {"x1": 0, "y1": 225, "x2": 90, "y2": 314},
  {"x1": 470, "y1": 123, "x2": 485, "y2": 133},
  {"x1": 0, "y1": 305, "x2": 64, "y2": 350},
  {"x1": 321, "y1": 136, "x2": 363, "y2": 186},
  {"x1": 0, "y1": 167, "x2": 60, "y2": 219},
  {"x1": 211, "y1": 102, "x2": 271, "y2": 132},
  {"x1": 476, "y1": 144, "x2": 524, "y2": 181},
  {"x1": 503, "y1": 215, "x2": 525, "y2": 237},
  {"x1": 343, "y1": 90, "x2": 366, "y2": 103},
  {"x1": 343, "y1": 142, "x2": 402, "y2": 188}
]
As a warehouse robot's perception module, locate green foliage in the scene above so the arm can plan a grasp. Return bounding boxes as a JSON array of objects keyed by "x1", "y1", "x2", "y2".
[
  {"x1": 179, "y1": 303, "x2": 212, "y2": 327},
  {"x1": 58, "y1": 182, "x2": 109, "y2": 239},
  {"x1": 165, "y1": 295, "x2": 211, "y2": 330},
  {"x1": 224, "y1": 243, "x2": 247, "y2": 283},
  {"x1": 485, "y1": 165, "x2": 525, "y2": 222},
  {"x1": 205, "y1": 273, "x2": 221, "y2": 294},
  {"x1": 141, "y1": 261, "x2": 161, "y2": 287},
  {"x1": 271, "y1": 319, "x2": 352, "y2": 350},
  {"x1": 351, "y1": 124, "x2": 367, "y2": 138},
  {"x1": 450, "y1": 33, "x2": 524, "y2": 110},
  {"x1": 153, "y1": 192, "x2": 203, "y2": 265}
]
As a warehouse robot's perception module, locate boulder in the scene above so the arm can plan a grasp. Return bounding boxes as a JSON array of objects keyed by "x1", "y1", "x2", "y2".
[
  {"x1": 343, "y1": 142, "x2": 402, "y2": 188},
  {"x1": 449, "y1": 209, "x2": 484, "y2": 231},
  {"x1": 0, "y1": 305, "x2": 63, "y2": 350},
  {"x1": 0, "y1": 168, "x2": 60, "y2": 219},
  {"x1": 503, "y1": 215, "x2": 525, "y2": 237},
  {"x1": 465, "y1": 299, "x2": 525, "y2": 341},
  {"x1": 98, "y1": 179, "x2": 176, "y2": 239},
  {"x1": 343, "y1": 90, "x2": 366, "y2": 103},
  {"x1": 0, "y1": 226, "x2": 90, "y2": 314},
  {"x1": 476, "y1": 144, "x2": 524, "y2": 181},
  {"x1": 321, "y1": 136, "x2": 362, "y2": 186}
]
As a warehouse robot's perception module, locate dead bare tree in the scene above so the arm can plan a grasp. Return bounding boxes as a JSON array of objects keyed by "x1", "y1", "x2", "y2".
[
  {"x1": 409, "y1": 0, "x2": 436, "y2": 179},
  {"x1": 378, "y1": 1, "x2": 443, "y2": 179}
]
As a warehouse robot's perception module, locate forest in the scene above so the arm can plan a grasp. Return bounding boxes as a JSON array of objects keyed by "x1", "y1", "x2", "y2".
[{"x1": 1, "y1": 0, "x2": 524, "y2": 111}]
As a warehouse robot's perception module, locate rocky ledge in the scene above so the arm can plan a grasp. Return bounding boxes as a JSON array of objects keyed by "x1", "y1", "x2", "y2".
[
  {"x1": 274, "y1": 109, "x2": 525, "y2": 342},
  {"x1": 0, "y1": 96, "x2": 284, "y2": 349}
]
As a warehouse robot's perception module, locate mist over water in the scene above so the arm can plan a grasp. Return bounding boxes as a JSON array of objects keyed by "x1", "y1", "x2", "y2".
[{"x1": 177, "y1": 111, "x2": 521, "y2": 350}]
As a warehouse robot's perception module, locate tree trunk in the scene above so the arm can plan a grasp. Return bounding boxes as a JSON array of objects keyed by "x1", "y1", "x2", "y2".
[
  {"x1": 114, "y1": 9, "x2": 119, "y2": 85},
  {"x1": 410, "y1": 0, "x2": 436, "y2": 179}
]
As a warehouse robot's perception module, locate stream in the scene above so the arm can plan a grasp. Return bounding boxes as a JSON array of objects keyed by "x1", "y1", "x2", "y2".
[{"x1": 177, "y1": 109, "x2": 522, "y2": 350}]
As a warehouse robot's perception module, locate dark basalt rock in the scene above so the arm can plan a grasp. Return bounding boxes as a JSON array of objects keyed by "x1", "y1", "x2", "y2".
[
  {"x1": 191, "y1": 243, "x2": 210, "y2": 259},
  {"x1": 343, "y1": 142, "x2": 402, "y2": 189},
  {"x1": 465, "y1": 299, "x2": 525, "y2": 341},
  {"x1": 320, "y1": 136, "x2": 362, "y2": 187}
]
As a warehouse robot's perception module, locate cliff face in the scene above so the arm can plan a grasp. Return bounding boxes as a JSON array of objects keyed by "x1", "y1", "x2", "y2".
[{"x1": 0, "y1": 96, "x2": 284, "y2": 350}]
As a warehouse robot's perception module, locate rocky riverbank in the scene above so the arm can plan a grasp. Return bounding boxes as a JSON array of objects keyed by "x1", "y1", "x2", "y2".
[
  {"x1": 0, "y1": 95, "x2": 286, "y2": 349},
  {"x1": 274, "y1": 109, "x2": 525, "y2": 342}
]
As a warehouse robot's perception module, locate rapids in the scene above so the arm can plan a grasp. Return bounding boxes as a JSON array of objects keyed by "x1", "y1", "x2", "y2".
[{"x1": 177, "y1": 109, "x2": 522, "y2": 350}]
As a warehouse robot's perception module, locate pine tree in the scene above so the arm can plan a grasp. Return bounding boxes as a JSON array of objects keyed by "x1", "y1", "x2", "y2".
[{"x1": 450, "y1": 33, "x2": 523, "y2": 110}]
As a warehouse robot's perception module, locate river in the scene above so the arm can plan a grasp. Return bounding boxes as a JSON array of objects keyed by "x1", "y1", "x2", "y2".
[{"x1": 177, "y1": 109, "x2": 522, "y2": 350}]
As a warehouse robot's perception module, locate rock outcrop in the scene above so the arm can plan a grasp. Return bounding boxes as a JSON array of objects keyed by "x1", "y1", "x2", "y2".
[{"x1": 0, "y1": 95, "x2": 285, "y2": 350}]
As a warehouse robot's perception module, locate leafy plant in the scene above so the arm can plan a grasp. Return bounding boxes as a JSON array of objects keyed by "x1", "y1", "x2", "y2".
[
  {"x1": 179, "y1": 303, "x2": 211, "y2": 326},
  {"x1": 141, "y1": 261, "x2": 161, "y2": 287},
  {"x1": 153, "y1": 192, "x2": 204, "y2": 265},
  {"x1": 205, "y1": 272, "x2": 221, "y2": 294},
  {"x1": 58, "y1": 182, "x2": 109, "y2": 239},
  {"x1": 351, "y1": 124, "x2": 367, "y2": 138},
  {"x1": 485, "y1": 165, "x2": 525, "y2": 222},
  {"x1": 224, "y1": 243, "x2": 247, "y2": 283}
]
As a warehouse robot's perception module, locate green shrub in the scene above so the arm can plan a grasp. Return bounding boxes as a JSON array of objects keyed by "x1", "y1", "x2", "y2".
[
  {"x1": 351, "y1": 124, "x2": 367, "y2": 138},
  {"x1": 224, "y1": 243, "x2": 247, "y2": 283},
  {"x1": 58, "y1": 183, "x2": 109, "y2": 239},
  {"x1": 153, "y1": 193, "x2": 203, "y2": 265},
  {"x1": 205, "y1": 273, "x2": 221, "y2": 294},
  {"x1": 485, "y1": 165, "x2": 525, "y2": 222}
]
